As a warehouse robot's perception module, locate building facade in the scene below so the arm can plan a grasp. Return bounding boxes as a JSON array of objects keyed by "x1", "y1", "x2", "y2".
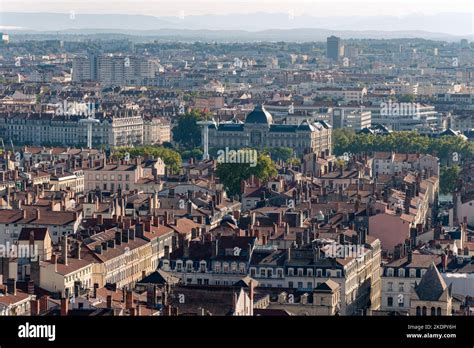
[{"x1": 207, "y1": 105, "x2": 332, "y2": 157}]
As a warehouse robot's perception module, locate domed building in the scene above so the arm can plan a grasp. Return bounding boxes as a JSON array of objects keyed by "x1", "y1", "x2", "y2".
[{"x1": 207, "y1": 105, "x2": 332, "y2": 156}]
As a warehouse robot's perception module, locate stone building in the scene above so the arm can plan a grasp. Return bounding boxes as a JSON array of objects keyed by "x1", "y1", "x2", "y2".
[
  {"x1": 410, "y1": 263, "x2": 453, "y2": 316},
  {"x1": 207, "y1": 105, "x2": 332, "y2": 157}
]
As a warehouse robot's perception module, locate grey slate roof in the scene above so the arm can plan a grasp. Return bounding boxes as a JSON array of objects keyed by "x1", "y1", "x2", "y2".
[{"x1": 415, "y1": 263, "x2": 449, "y2": 301}]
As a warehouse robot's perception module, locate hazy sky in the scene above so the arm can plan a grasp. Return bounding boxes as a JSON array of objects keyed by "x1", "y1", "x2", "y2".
[{"x1": 1, "y1": 0, "x2": 473, "y2": 17}]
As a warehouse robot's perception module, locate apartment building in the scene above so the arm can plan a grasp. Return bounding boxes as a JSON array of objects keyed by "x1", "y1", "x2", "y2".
[
  {"x1": 315, "y1": 87, "x2": 367, "y2": 104},
  {"x1": 0, "y1": 208, "x2": 81, "y2": 244},
  {"x1": 332, "y1": 108, "x2": 372, "y2": 131},
  {"x1": 161, "y1": 231, "x2": 381, "y2": 315},
  {"x1": 143, "y1": 117, "x2": 171, "y2": 145},
  {"x1": 372, "y1": 152, "x2": 440, "y2": 177},
  {"x1": 0, "y1": 112, "x2": 144, "y2": 148},
  {"x1": 381, "y1": 252, "x2": 441, "y2": 313},
  {"x1": 73, "y1": 54, "x2": 159, "y2": 86},
  {"x1": 82, "y1": 227, "x2": 161, "y2": 289}
]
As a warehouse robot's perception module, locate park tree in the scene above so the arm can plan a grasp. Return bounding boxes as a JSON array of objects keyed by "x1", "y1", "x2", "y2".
[
  {"x1": 172, "y1": 109, "x2": 211, "y2": 150},
  {"x1": 216, "y1": 152, "x2": 277, "y2": 197}
]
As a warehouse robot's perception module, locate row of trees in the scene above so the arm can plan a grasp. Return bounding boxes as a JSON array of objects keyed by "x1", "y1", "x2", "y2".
[
  {"x1": 333, "y1": 129, "x2": 474, "y2": 194},
  {"x1": 333, "y1": 129, "x2": 474, "y2": 166}
]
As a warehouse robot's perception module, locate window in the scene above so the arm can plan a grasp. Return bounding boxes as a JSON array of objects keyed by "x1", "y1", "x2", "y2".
[
  {"x1": 387, "y1": 297, "x2": 393, "y2": 307},
  {"x1": 437, "y1": 307, "x2": 442, "y2": 316},
  {"x1": 410, "y1": 269, "x2": 417, "y2": 278},
  {"x1": 387, "y1": 268, "x2": 394, "y2": 277},
  {"x1": 297, "y1": 268, "x2": 304, "y2": 277},
  {"x1": 399, "y1": 283, "x2": 404, "y2": 292},
  {"x1": 398, "y1": 269, "x2": 405, "y2": 277},
  {"x1": 288, "y1": 281, "x2": 294, "y2": 288},
  {"x1": 388, "y1": 282, "x2": 393, "y2": 291},
  {"x1": 288, "y1": 268, "x2": 294, "y2": 276}
]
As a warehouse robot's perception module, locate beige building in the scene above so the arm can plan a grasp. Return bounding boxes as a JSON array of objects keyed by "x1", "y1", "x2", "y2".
[
  {"x1": 143, "y1": 117, "x2": 171, "y2": 145},
  {"x1": 268, "y1": 279, "x2": 341, "y2": 315},
  {"x1": 82, "y1": 228, "x2": 156, "y2": 289},
  {"x1": 84, "y1": 163, "x2": 142, "y2": 193}
]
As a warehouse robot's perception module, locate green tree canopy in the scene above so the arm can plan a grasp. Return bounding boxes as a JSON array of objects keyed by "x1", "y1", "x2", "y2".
[
  {"x1": 216, "y1": 152, "x2": 277, "y2": 197},
  {"x1": 440, "y1": 165, "x2": 460, "y2": 194},
  {"x1": 172, "y1": 109, "x2": 211, "y2": 150},
  {"x1": 333, "y1": 129, "x2": 474, "y2": 165}
]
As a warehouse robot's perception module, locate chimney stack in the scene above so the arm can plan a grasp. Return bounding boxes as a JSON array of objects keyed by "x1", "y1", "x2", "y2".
[
  {"x1": 30, "y1": 299, "x2": 40, "y2": 316},
  {"x1": 62, "y1": 237, "x2": 68, "y2": 266},
  {"x1": 60, "y1": 297, "x2": 68, "y2": 316},
  {"x1": 6, "y1": 278, "x2": 16, "y2": 295},
  {"x1": 106, "y1": 295, "x2": 113, "y2": 309}
]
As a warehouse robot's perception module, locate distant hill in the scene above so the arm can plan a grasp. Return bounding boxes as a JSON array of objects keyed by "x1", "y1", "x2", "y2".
[{"x1": 1, "y1": 12, "x2": 472, "y2": 42}]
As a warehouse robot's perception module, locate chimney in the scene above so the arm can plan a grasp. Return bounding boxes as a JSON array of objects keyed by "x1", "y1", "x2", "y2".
[
  {"x1": 6, "y1": 278, "x2": 16, "y2": 295},
  {"x1": 358, "y1": 228, "x2": 367, "y2": 245},
  {"x1": 183, "y1": 239, "x2": 190, "y2": 259},
  {"x1": 93, "y1": 283, "x2": 99, "y2": 298},
  {"x1": 94, "y1": 245, "x2": 102, "y2": 254},
  {"x1": 30, "y1": 299, "x2": 40, "y2": 316},
  {"x1": 51, "y1": 254, "x2": 58, "y2": 272},
  {"x1": 441, "y1": 253, "x2": 448, "y2": 271},
  {"x1": 106, "y1": 295, "x2": 112, "y2": 309},
  {"x1": 35, "y1": 208, "x2": 41, "y2": 220},
  {"x1": 126, "y1": 291, "x2": 134, "y2": 310},
  {"x1": 60, "y1": 297, "x2": 68, "y2": 316},
  {"x1": 122, "y1": 230, "x2": 129, "y2": 243},
  {"x1": 39, "y1": 296, "x2": 49, "y2": 313},
  {"x1": 62, "y1": 237, "x2": 68, "y2": 266},
  {"x1": 407, "y1": 250, "x2": 413, "y2": 263},
  {"x1": 115, "y1": 231, "x2": 122, "y2": 245},
  {"x1": 27, "y1": 280, "x2": 35, "y2": 294}
]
